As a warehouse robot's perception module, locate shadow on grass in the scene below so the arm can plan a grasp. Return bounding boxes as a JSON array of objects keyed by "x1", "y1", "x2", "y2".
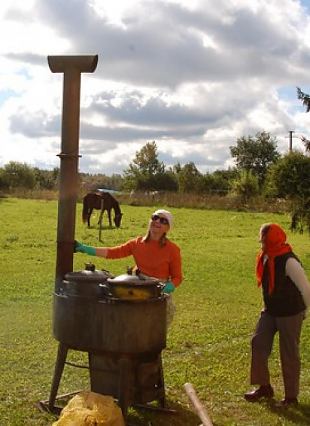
[
  {"x1": 126, "y1": 399, "x2": 201, "y2": 426},
  {"x1": 266, "y1": 399, "x2": 310, "y2": 425}
]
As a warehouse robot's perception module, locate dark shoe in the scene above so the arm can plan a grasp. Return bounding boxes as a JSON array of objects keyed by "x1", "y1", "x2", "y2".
[
  {"x1": 244, "y1": 385, "x2": 274, "y2": 402},
  {"x1": 278, "y1": 397, "x2": 298, "y2": 407}
]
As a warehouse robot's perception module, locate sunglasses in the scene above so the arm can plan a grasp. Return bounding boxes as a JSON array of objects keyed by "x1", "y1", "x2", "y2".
[{"x1": 151, "y1": 214, "x2": 169, "y2": 225}]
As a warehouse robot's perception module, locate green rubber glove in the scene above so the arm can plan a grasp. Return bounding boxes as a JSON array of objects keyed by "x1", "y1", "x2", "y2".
[
  {"x1": 74, "y1": 240, "x2": 96, "y2": 256},
  {"x1": 163, "y1": 281, "x2": 175, "y2": 294}
]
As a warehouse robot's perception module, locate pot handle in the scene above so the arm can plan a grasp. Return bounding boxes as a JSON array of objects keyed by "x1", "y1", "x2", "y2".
[
  {"x1": 99, "y1": 283, "x2": 113, "y2": 298},
  {"x1": 158, "y1": 281, "x2": 165, "y2": 291}
]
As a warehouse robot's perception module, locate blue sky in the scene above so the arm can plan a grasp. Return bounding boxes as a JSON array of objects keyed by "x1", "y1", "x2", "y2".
[
  {"x1": 0, "y1": 0, "x2": 310, "y2": 175},
  {"x1": 0, "y1": 89, "x2": 17, "y2": 105},
  {"x1": 301, "y1": 0, "x2": 310, "y2": 12}
]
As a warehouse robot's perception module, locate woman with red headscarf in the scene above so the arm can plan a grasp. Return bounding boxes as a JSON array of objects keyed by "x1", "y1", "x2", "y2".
[{"x1": 244, "y1": 223, "x2": 310, "y2": 406}]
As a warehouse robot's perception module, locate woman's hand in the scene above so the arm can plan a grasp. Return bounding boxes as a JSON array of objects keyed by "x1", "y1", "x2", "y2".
[
  {"x1": 163, "y1": 281, "x2": 175, "y2": 294},
  {"x1": 74, "y1": 240, "x2": 96, "y2": 256}
]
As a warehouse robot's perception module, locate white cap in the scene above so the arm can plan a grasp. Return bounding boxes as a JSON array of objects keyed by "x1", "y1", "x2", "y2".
[{"x1": 153, "y1": 209, "x2": 173, "y2": 228}]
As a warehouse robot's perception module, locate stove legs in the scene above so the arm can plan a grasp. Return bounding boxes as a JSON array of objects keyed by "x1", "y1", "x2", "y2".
[
  {"x1": 45, "y1": 346, "x2": 167, "y2": 421},
  {"x1": 118, "y1": 357, "x2": 132, "y2": 420},
  {"x1": 48, "y1": 343, "x2": 68, "y2": 412},
  {"x1": 158, "y1": 355, "x2": 166, "y2": 408}
]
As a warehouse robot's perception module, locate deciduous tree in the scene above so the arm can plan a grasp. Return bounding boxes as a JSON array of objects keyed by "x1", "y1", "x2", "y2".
[
  {"x1": 230, "y1": 131, "x2": 280, "y2": 187},
  {"x1": 177, "y1": 162, "x2": 203, "y2": 193},
  {"x1": 0, "y1": 161, "x2": 36, "y2": 189},
  {"x1": 266, "y1": 152, "x2": 310, "y2": 233},
  {"x1": 123, "y1": 141, "x2": 171, "y2": 191}
]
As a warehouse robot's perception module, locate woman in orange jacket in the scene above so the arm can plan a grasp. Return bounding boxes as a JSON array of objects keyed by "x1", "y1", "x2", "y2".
[{"x1": 75, "y1": 209, "x2": 182, "y2": 294}]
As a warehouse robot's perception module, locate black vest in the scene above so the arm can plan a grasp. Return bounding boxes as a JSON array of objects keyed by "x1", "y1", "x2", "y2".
[{"x1": 262, "y1": 252, "x2": 305, "y2": 317}]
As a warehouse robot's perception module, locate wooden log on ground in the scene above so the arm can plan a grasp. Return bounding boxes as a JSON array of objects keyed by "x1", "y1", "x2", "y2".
[{"x1": 184, "y1": 382, "x2": 213, "y2": 426}]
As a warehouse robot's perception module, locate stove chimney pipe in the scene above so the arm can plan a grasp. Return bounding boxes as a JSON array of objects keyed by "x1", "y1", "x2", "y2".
[{"x1": 48, "y1": 55, "x2": 98, "y2": 290}]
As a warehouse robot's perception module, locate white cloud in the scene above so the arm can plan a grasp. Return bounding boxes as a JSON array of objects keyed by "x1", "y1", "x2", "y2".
[{"x1": 0, "y1": 0, "x2": 310, "y2": 176}]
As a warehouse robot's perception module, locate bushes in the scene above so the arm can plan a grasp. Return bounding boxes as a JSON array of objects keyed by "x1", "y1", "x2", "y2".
[
  {"x1": 0, "y1": 162, "x2": 59, "y2": 191},
  {"x1": 0, "y1": 161, "x2": 36, "y2": 190},
  {"x1": 230, "y1": 170, "x2": 259, "y2": 202},
  {"x1": 265, "y1": 152, "x2": 310, "y2": 233}
]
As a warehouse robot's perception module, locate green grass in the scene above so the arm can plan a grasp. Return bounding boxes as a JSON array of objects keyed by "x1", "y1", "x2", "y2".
[{"x1": 1, "y1": 197, "x2": 310, "y2": 425}]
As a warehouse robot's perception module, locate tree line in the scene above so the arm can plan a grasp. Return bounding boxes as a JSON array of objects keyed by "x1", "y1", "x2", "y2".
[
  {"x1": 0, "y1": 163, "x2": 123, "y2": 193},
  {"x1": 122, "y1": 134, "x2": 309, "y2": 232},
  {"x1": 0, "y1": 131, "x2": 309, "y2": 232}
]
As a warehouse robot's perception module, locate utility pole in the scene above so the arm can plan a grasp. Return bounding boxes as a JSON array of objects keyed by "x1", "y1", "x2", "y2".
[
  {"x1": 288, "y1": 130, "x2": 294, "y2": 152},
  {"x1": 286, "y1": 130, "x2": 310, "y2": 153}
]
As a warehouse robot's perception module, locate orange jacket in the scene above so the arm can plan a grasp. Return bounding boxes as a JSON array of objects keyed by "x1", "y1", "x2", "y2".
[{"x1": 106, "y1": 236, "x2": 182, "y2": 286}]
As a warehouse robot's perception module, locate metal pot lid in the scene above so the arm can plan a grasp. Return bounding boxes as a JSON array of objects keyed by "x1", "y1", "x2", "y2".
[
  {"x1": 107, "y1": 274, "x2": 160, "y2": 286},
  {"x1": 65, "y1": 265, "x2": 113, "y2": 282}
]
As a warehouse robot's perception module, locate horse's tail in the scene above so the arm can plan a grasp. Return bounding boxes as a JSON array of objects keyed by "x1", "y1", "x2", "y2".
[{"x1": 82, "y1": 195, "x2": 89, "y2": 223}]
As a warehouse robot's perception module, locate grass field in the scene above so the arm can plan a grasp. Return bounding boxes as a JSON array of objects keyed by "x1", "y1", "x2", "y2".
[{"x1": 0, "y1": 197, "x2": 310, "y2": 425}]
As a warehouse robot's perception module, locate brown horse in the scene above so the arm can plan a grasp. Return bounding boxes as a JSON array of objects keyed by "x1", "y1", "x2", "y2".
[{"x1": 82, "y1": 192, "x2": 123, "y2": 228}]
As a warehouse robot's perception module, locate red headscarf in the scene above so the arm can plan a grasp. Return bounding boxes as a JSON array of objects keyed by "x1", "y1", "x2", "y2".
[{"x1": 256, "y1": 223, "x2": 292, "y2": 294}]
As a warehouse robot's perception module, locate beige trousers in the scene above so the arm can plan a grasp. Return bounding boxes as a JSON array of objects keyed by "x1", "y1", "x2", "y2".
[{"x1": 250, "y1": 310, "x2": 304, "y2": 399}]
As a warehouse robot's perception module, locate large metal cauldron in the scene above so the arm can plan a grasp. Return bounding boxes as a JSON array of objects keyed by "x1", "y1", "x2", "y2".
[
  {"x1": 48, "y1": 264, "x2": 168, "y2": 419},
  {"x1": 53, "y1": 264, "x2": 167, "y2": 354}
]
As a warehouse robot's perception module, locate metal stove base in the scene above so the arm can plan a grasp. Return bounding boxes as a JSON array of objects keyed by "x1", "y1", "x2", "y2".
[{"x1": 43, "y1": 343, "x2": 174, "y2": 422}]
